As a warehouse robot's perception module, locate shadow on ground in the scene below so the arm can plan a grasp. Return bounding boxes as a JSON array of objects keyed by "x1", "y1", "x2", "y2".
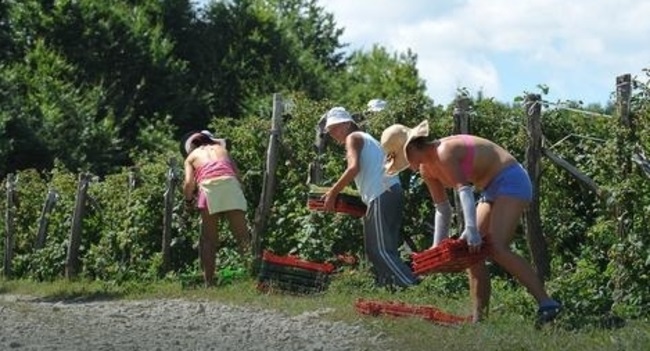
[{"x1": 29, "y1": 291, "x2": 125, "y2": 304}]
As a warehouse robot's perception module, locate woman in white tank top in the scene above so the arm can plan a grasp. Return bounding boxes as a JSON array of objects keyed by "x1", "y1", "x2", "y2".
[{"x1": 320, "y1": 107, "x2": 418, "y2": 288}]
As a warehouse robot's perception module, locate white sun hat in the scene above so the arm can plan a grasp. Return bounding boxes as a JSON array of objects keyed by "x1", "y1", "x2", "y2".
[
  {"x1": 181, "y1": 130, "x2": 223, "y2": 156},
  {"x1": 324, "y1": 107, "x2": 355, "y2": 132},
  {"x1": 367, "y1": 99, "x2": 387, "y2": 112}
]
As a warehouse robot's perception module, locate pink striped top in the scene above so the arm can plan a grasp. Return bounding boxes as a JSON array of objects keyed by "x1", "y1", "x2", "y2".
[
  {"x1": 194, "y1": 159, "x2": 237, "y2": 183},
  {"x1": 194, "y1": 159, "x2": 238, "y2": 210}
]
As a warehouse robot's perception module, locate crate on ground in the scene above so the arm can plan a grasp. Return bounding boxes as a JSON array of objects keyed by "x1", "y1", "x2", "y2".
[
  {"x1": 257, "y1": 250, "x2": 335, "y2": 294},
  {"x1": 411, "y1": 238, "x2": 490, "y2": 275},
  {"x1": 355, "y1": 299, "x2": 472, "y2": 326},
  {"x1": 307, "y1": 185, "x2": 366, "y2": 218}
]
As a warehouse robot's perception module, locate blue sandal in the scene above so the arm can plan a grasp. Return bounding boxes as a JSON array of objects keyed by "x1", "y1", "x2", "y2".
[{"x1": 536, "y1": 304, "x2": 562, "y2": 327}]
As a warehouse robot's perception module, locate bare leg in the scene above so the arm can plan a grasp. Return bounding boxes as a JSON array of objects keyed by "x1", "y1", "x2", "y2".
[
  {"x1": 200, "y1": 210, "x2": 220, "y2": 287},
  {"x1": 224, "y1": 210, "x2": 250, "y2": 255},
  {"x1": 468, "y1": 201, "x2": 492, "y2": 322},
  {"x1": 488, "y1": 197, "x2": 550, "y2": 303}
]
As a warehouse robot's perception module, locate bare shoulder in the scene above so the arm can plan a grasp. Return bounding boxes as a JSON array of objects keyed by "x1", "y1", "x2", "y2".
[
  {"x1": 347, "y1": 131, "x2": 365, "y2": 141},
  {"x1": 346, "y1": 131, "x2": 365, "y2": 147},
  {"x1": 184, "y1": 152, "x2": 195, "y2": 165},
  {"x1": 420, "y1": 165, "x2": 443, "y2": 188},
  {"x1": 435, "y1": 138, "x2": 459, "y2": 162},
  {"x1": 419, "y1": 164, "x2": 434, "y2": 179}
]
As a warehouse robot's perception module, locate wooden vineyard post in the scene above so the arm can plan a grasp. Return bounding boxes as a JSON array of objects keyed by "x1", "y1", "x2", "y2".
[
  {"x1": 35, "y1": 189, "x2": 59, "y2": 249},
  {"x1": 524, "y1": 94, "x2": 550, "y2": 280},
  {"x1": 65, "y1": 173, "x2": 90, "y2": 279},
  {"x1": 615, "y1": 73, "x2": 633, "y2": 239},
  {"x1": 452, "y1": 96, "x2": 470, "y2": 237},
  {"x1": 252, "y1": 93, "x2": 284, "y2": 274},
  {"x1": 453, "y1": 96, "x2": 470, "y2": 135},
  {"x1": 3, "y1": 174, "x2": 17, "y2": 278},
  {"x1": 307, "y1": 114, "x2": 327, "y2": 185},
  {"x1": 612, "y1": 74, "x2": 634, "y2": 301},
  {"x1": 542, "y1": 149, "x2": 605, "y2": 198},
  {"x1": 161, "y1": 158, "x2": 179, "y2": 274}
]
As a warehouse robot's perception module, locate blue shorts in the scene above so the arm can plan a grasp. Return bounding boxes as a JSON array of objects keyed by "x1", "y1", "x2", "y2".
[{"x1": 480, "y1": 163, "x2": 532, "y2": 203}]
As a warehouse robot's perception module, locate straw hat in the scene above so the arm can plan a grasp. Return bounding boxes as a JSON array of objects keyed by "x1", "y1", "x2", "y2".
[{"x1": 380, "y1": 120, "x2": 430, "y2": 175}]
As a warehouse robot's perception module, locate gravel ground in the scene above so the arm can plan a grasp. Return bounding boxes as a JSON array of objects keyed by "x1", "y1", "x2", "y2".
[{"x1": 0, "y1": 295, "x2": 389, "y2": 351}]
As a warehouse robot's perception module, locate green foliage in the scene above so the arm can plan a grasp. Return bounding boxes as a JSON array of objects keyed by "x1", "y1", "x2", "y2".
[
  {"x1": 1, "y1": 0, "x2": 431, "y2": 177},
  {"x1": 0, "y1": 1, "x2": 13, "y2": 62},
  {"x1": 334, "y1": 46, "x2": 429, "y2": 108},
  {"x1": 328, "y1": 268, "x2": 377, "y2": 295},
  {"x1": 11, "y1": 165, "x2": 78, "y2": 280},
  {"x1": 1, "y1": 0, "x2": 650, "y2": 329},
  {"x1": 3, "y1": 84, "x2": 650, "y2": 327},
  {"x1": 415, "y1": 272, "x2": 469, "y2": 296}
]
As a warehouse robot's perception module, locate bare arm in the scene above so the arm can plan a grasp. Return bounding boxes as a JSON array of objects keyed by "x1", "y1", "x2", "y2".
[
  {"x1": 229, "y1": 156, "x2": 244, "y2": 184},
  {"x1": 421, "y1": 168, "x2": 452, "y2": 247},
  {"x1": 323, "y1": 133, "x2": 363, "y2": 210},
  {"x1": 332, "y1": 133, "x2": 363, "y2": 193},
  {"x1": 437, "y1": 143, "x2": 471, "y2": 188},
  {"x1": 437, "y1": 143, "x2": 481, "y2": 251},
  {"x1": 183, "y1": 156, "x2": 196, "y2": 201},
  {"x1": 421, "y1": 167, "x2": 448, "y2": 204}
]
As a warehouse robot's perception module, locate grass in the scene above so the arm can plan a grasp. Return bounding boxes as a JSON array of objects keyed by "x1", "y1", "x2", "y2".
[{"x1": 1, "y1": 273, "x2": 649, "y2": 351}]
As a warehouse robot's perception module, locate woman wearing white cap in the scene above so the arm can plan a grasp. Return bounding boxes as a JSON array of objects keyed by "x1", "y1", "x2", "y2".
[
  {"x1": 381, "y1": 120, "x2": 561, "y2": 326},
  {"x1": 182, "y1": 130, "x2": 250, "y2": 287},
  {"x1": 321, "y1": 107, "x2": 418, "y2": 288}
]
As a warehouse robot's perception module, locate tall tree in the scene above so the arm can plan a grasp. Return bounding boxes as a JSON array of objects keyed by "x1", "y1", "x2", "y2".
[
  {"x1": 0, "y1": 0, "x2": 14, "y2": 62},
  {"x1": 0, "y1": 40, "x2": 122, "y2": 175},
  {"x1": 334, "y1": 45, "x2": 430, "y2": 108},
  {"x1": 8, "y1": 0, "x2": 195, "y2": 143},
  {"x1": 267, "y1": 0, "x2": 346, "y2": 98},
  {"x1": 179, "y1": 0, "x2": 347, "y2": 118}
]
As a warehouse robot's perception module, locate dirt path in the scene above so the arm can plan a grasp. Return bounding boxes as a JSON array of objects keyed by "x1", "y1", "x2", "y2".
[{"x1": 0, "y1": 295, "x2": 388, "y2": 351}]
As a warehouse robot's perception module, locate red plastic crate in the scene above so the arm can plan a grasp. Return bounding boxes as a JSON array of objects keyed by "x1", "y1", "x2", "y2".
[
  {"x1": 411, "y1": 239, "x2": 490, "y2": 275},
  {"x1": 262, "y1": 250, "x2": 335, "y2": 274},
  {"x1": 355, "y1": 299, "x2": 471, "y2": 326},
  {"x1": 307, "y1": 198, "x2": 366, "y2": 218}
]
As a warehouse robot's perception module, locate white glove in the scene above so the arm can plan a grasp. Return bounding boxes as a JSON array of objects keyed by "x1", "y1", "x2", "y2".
[
  {"x1": 458, "y1": 185, "x2": 482, "y2": 249},
  {"x1": 460, "y1": 226, "x2": 481, "y2": 246},
  {"x1": 432, "y1": 201, "x2": 452, "y2": 247}
]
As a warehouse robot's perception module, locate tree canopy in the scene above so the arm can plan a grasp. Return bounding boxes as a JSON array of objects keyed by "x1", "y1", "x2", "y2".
[{"x1": 0, "y1": 0, "x2": 431, "y2": 176}]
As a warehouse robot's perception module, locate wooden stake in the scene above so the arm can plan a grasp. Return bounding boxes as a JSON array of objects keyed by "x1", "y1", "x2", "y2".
[
  {"x1": 615, "y1": 74, "x2": 633, "y2": 239},
  {"x1": 524, "y1": 94, "x2": 550, "y2": 280},
  {"x1": 453, "y1": 96, "x2": 470, "y2": 135},
  {"x1": 65, "y1": 173, "x2": 90, "y2": 279},
  {"x1": 542, "y1": 148, "x2": 605, "y2": 199},
  {"x1": 35, "y1": 189, "x2": 58, "y2": 250},
  {"x1": 3, "y1": 174, "x2": 16, "y2": 278},
  {"x1": 307, "y1": 114, "x2": 327, "y2": 185},
  {"x1": 252, "y1": 93, "x2": 284, "y2": 273},
  {"x1": 451, "y1": 96, "x2": 470, "y2": 237},
  {"x1": 161, "y1": 157, "x2": 178, "y2": 274}
]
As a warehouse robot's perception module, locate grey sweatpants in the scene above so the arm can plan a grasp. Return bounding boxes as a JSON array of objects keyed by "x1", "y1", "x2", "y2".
[{"x1": 363, "y1": 184, "x2": 418, "y2": 287}]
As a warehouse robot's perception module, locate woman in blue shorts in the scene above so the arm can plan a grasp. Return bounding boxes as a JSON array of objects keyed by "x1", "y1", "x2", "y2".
[{"x1": 381, "y1": 120, "x2": 561, "y2": 326}]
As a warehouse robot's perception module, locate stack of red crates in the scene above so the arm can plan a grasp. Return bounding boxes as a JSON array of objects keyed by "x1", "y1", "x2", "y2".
[
  {"x1": 257, "y1": 250, "x2": 336, "y2": 294},
  {"x1": 411, "y1": 239, "x2": 490, "y2": 275},
  {"x1": 355, "y1": 299, "x2": 472, "y2": 326}
]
